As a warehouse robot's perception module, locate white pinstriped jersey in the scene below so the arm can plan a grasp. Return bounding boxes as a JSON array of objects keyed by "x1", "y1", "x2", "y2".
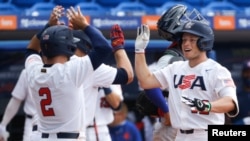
[
  {"x1": 12, "y1": 69, "x2": 35, "y2": 116},
  {"x1": 153, "y1": 59, "x2": 239, "y2": 129},
  {"x1": 25, "y1": 54, "x2": 117, "y2": 133}
]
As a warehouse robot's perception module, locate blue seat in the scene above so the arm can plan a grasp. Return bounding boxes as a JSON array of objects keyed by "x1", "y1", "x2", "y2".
[
  {"x1": 156, "y1": 1, "x2": 194, "y2": 15},
  {"x1": 201, "y1": 1, "x2": 243, "y2": 17},
  {"x1": 75, "y1": 2, "x2": 106, "y2": 16},
  {"x1": 53, "y1": 0, "x2": 89, "y2": 8},
  {"x1": 0, "y1": 3, "x2": 20, "y2": 15},
  {"x1": 25, "y1": 2, "x2": 56, "y2": 17},
  {"x1": 229, "y1": 0, "x2": 250, "y2": 7},
  {"x1": 183, "y1": 0, "x2": 213, "y2": 7},
  {"x1": 140, "y1": 0, "x2": 167, "y2": 7},
  {"x1": 111, "y1": 1, "x2": 154, "y2": 17},
  {"x1": 96, "y1": 0, "x2": 133, "y2": 8},
  {"x1": 11, "y1": 0, "x2": 49, "y2": 8}
]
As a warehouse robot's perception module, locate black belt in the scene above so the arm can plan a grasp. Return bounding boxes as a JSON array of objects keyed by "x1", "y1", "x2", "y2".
[
  {"x1": 32, "y1": 125, "x2": 38, "y2": 131},
  {"x1": 41, "y1": 132, "x2": 80, "y2": 139},
  {"x1": 180, "y1": 129, "x2": 208, "y2": 134},
  {"x1": 87, "y1": 125, "x2": 94, "y2": 128},
  {"x1": 26, "y1": 114, "x2": 33, "y2": 119}
]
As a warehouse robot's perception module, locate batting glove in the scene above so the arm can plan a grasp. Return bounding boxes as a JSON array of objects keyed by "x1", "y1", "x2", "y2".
[
  {"x1": 0, "y1": 124, "x2": 9, "y2": 141},
  {"x1": 110, "y1": 24, "x2": 125, "y2": 52},
  {"x1": 135, "y1": 24, "x2": 150, "y2": 53},
  {"x1": 182, "y1": 96, "x2": 211, "y2": 112}
]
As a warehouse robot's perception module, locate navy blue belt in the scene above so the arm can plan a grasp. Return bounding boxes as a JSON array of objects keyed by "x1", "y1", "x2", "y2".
[
  {"x1": 180, "y1": 129, "x2": 208, "y2": 134},
  {"x1": 32, "y1": 125, "x2": 79, "y2": 139},
  {"x1": 41, "y1": 132, "x2": 80, "y2": 139}
]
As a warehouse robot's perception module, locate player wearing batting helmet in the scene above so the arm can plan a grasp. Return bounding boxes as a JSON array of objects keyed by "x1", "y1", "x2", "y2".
[
  {"x1": 71, "y1": 25, "x2": 130, "y2": 141},
  {"x1": 134, "y1": 18, "x2": 239, "y2": 141},
  {"x1": 136, "y1": 4, "x2": 209, "y2": 141},
  {"x1": 25, "y1": 6, "x2": 133, "y2": 141}
]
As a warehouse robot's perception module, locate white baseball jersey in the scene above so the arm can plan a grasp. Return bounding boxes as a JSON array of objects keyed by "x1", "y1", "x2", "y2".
[
  {"x1": 94, "y1": 84, "x2": 123, "y2": 126},
  {"x1": 11, "y1": 69, "x2": 36, "y2": 141},
  {"x1": 153, "y1": 59, "x2": 239, "y2": 129},
  {"x1": 82, "y1": 63, "x2": 121, "y2": 127},
  {"x1": 12, "y1": 69, "x2": 36, "y2": 117},
  {"x1": 25, "y1": 54, "x2": 117, "y2": 135}
]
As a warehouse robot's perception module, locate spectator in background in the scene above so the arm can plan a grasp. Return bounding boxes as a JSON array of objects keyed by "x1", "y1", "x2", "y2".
[
  {"x1": 108, "y1": 102, "x2": 142, "y2": 141},
  {"x1": 231, "y1": 60, "x2": 250, "y2": 125}
]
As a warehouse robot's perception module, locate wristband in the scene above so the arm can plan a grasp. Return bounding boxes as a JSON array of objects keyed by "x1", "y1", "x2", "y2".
[
  {"x1": 135, "y1": 49, "x2": 145, "y2": 53},
  {"x1": 113, "y1": 45, "x2": 124, "y2": 52},
  {"x1": 103, "y1": 87, "x2": 112, "y2": 96},
  {"x1": 36, "y1": 23, "x2": 50, "y2": 40},
  {"x1": 207, "y1": 102, "x2": 211, "y2": 112}
]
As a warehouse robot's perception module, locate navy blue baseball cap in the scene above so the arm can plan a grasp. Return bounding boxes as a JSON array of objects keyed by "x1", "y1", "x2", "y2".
[{"x1": 40, "y1": 25, "x2": 80, "y2": 58}]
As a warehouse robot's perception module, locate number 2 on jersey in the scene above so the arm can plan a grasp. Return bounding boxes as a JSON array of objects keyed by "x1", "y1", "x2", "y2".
[{"x1": 39, "y1": 87, "x2": 55, "y2": 116}]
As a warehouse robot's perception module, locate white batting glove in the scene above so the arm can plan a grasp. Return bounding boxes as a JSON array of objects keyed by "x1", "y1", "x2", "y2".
[
  {"x1": 0, "y1": 124, "x2": 9, "y2": 141},
  {"x1": 135, "y1": 24, "x2": 150, "y2": 53}
]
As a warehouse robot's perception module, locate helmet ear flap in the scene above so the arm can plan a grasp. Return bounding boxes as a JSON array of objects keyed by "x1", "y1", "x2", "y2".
[{"x1": 197, "y1": 38, "x2": 202, "y2": 50}]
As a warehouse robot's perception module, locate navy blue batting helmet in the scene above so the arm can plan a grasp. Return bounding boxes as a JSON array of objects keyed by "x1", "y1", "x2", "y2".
[
  {"x1": 177, "y1": 20, "x2": 214, "y2": 51},
  {"x1": 72, "y1": 30, "x2": 92, "y2": 54},
  {"x1": 40, "y1": 25, "x2": 80, "y2": 58}
]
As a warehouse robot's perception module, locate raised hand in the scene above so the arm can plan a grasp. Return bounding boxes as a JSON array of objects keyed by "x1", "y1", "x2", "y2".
[
  {"x1": 67, "y1": 6, "x2": 89, "y2": 30},
  {"x1": 135, "y1": 24, "x2": 150, "y2": 53},
  {"x1": 110, "y1": 24, "x2": 124, "y2": 52},
  {"x1": 48, "y1": 5, "x2": 65, "y2": 26}
]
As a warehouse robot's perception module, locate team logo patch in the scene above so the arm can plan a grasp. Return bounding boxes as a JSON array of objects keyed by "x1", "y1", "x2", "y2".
[{"x1": 43, "y1": 35, "x2": 49, "y2": 40}]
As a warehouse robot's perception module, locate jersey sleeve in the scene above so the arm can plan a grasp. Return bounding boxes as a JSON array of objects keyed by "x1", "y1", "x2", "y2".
[
  {"x1": 110, "y1": 84, "x2": 123, "y2": 101},
  {"x1": 92, "y1": 64, "x2": 117, "y2": 88},
  {"x1": 25, "y1": 54, "x2": 43, "y2": 72},
  {"x1": 214, "y1": 66, "x2": 239, "y2": 117},
  {"x1": 11, "y1": 69, "x2": 28, "y2": 101}
]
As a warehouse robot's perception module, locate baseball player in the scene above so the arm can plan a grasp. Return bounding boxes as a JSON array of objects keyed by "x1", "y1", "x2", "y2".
[
  {"x1": 136, "y1": 5, "x2": 211, "y2": 141},
  {"x1": 134, "y1": 20, "x2": 239, "y2": 141},
  {"x1": 25, "y1": 6, "x2": 133, "y2": 141},
  {"x1": 0, "y1": 69, "x2": 36, "y2": 141},
  {"x1": 71, "y1": 24, "x2": 129, "y2": 141}
]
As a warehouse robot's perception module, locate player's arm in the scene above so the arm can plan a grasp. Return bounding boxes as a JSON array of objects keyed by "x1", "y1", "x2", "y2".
[
  {"x1": 210, "y1": 96, "x2": 237, "y2": 114},
  {"x1": 67, "y1": 6, "x2": 112, "y2": 70},
  {"x1": 26, "y1": 5, "x2": 64, "y2": 58},
  {"x1": 110, "y1": 24, "x2": 134, "y2": 84},
  {"x1": 134, "y1": 24, "x2": 161, "y2": 89},
  {"x1": 102, "y1": 87, "x2": 122, "y2": 110},
  {"x1": 0, "y1": 97, "x2": 22, "y2": 141}
]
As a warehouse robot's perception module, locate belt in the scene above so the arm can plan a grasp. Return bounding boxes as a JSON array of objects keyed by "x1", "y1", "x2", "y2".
[
  {"x1": 87, "y1": 125, "x2": 94, "y2": 128},
  {"x1": 41, "y1": 132, "x2": 80, "y2": 139},
  {"x1": 26, "y1": 114, "x2": 33, "y2": 119},
  {"x1": 32, "y1": 125, "x2": 38, "y2": 131},
  {"x1": 180, "y1": 129, "x2": 208, "y2": 134}
]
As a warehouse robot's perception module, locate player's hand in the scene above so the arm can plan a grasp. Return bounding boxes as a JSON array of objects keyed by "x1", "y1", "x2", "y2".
[
  {"x1": 48, "y1": 5, "x2": 65, "y2": 26},
  {"x1": 110, "y1": 24, "x2": 124, "y2": 52},
  {"x1": 67, "y1": 6, "x2": 89, "y2": 30},
  {"x1": 135, "y1": 24, "x2": 150, "y2": 53},
  {"x1": 0, "y1": 125, "x2": 9, "y2": 141},
  {"x1": 181, "y1": 96, "x2": 211, "y2": 112}
]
